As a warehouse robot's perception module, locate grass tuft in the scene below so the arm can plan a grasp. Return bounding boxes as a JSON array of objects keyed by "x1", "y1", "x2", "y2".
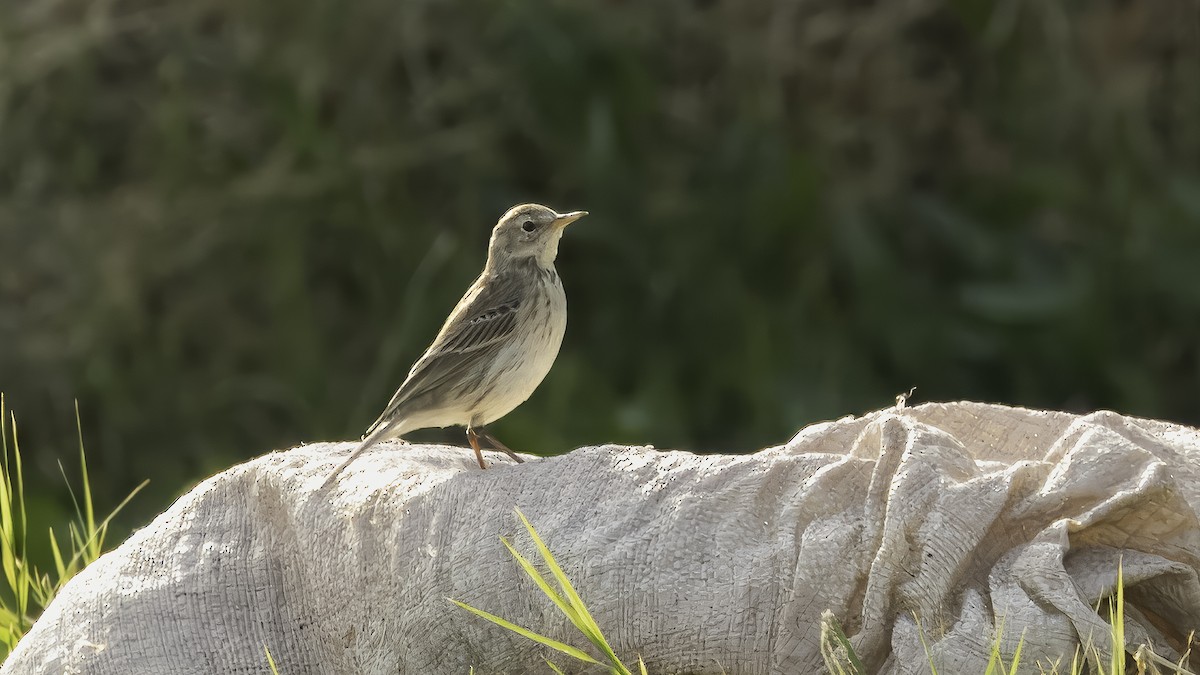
[
  {"x1": 0, "y1": 396, "x2": 146, "y2": 659},
  {"x1": 452, "y1": 508, "x2": 646, "y2": 675},
  {"x1": 820, "y1": 609, "x2": 866, "y2": 675},
  {"x1": 827, "y1": 560, "x2": 1196, "y2": 675},
  {"x1": 453, "y1": 513, "x2": 1197, "y2": 675}
]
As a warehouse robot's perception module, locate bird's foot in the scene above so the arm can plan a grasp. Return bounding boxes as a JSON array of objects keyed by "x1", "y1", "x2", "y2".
[
  {"x1": 466, "y1": 427, "x2": 488, "y2": 469},
  {"x1": 476, "y1": 427, "x2": 525, "y2": 464},
  {"x1": 465, "y1": 426, "x2": 525, "y2": 467}
]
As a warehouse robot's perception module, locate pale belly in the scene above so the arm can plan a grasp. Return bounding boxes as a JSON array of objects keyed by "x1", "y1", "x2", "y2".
[{"x1": 469, "y1": 279, "x2": 567, "y2": 425}]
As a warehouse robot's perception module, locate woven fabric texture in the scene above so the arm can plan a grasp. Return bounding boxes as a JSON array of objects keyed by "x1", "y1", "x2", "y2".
[{"x1": 6, "y1": 402, "x2": 1199, "y2": 674}]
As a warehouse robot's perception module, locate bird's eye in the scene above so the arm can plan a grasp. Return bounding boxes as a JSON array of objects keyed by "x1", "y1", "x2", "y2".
[{"x1": 521, "y1": 220, "x2": 536, "y2": 232}]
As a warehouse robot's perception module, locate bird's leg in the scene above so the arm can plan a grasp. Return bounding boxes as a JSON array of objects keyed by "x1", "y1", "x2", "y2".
[
  {"x1": 476, "y1": 426, "x2": 524, "y2": 464},
  {"x1": 466, "y1": 426, "x2": 488, "y2": 470}
]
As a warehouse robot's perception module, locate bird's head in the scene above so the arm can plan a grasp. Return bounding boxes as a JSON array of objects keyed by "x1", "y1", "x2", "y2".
[{"x1": 486, "y1": 203, "x2": 587, "y2": 269}]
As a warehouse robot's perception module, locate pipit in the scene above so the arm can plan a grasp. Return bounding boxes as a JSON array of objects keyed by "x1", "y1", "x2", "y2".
[{"x1": 322, "y1": 203, "x2": 586, "y2": 486}]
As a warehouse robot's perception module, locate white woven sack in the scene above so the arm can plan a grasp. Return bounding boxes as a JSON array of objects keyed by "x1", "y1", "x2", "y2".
[{"x1": 5, "y1": 401, "x2": 1199, "y2": 674}]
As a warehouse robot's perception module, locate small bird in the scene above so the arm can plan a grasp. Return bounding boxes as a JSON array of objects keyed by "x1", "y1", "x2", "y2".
[{"x1": 322, "y1": 204, "x2": 587, "y2": 486}]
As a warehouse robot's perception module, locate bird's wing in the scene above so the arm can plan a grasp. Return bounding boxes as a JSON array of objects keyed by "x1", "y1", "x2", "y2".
[{"x1": 364, "y1": 272, "x2": 522, "y2": 434}]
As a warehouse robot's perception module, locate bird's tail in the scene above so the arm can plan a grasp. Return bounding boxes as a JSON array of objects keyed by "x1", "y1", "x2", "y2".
[{"x1": 319, "y1": 422, "x2": 397, "y2": 490}]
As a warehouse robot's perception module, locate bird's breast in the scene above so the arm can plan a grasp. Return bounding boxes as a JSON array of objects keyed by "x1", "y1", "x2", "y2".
[{"x1": 471, "y1": 272, "x2": 566, "y2": 424}]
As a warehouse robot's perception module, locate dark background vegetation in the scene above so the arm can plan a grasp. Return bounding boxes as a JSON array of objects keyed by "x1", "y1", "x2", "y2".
[{"x1": 2, "y1": 0, "x2": 1199, "y2": 561}]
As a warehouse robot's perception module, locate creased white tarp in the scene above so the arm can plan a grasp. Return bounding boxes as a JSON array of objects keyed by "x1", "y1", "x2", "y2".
[{"x1": 5, "y1": 402, "x2": 1199, "y2": 674}]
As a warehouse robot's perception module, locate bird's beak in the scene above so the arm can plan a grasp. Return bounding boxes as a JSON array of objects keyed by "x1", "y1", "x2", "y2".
[{"x1": 552, "y1": 211, "x2": 588, "y2": 229}]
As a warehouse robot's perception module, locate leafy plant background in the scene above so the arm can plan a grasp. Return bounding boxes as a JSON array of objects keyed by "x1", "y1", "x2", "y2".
[{"x1": 1, "y1": 0, "x2": 1198, "y2": 567}]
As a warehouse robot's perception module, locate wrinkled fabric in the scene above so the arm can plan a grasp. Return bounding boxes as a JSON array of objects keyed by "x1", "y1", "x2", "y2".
[{"x1": 6, "y1": 402, "x2": 1199, "y2": 674}]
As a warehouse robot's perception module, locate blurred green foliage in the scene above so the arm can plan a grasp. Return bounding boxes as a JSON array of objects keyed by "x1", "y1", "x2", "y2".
[{"x1": 1, "y1": 0, "x2": 1199, "y2": 548}]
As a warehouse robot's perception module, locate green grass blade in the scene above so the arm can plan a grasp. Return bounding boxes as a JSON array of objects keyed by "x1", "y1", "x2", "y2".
[
  {"x1": 2, "y1": 408, "x2": 30, "y2": 629},
  {"x1": 0, "y1": 401, "x2": 15, "y2": 595},
  {"x1": 1110, "y1": 560, "x2": 1125, "y2": 675},
  {"x1": 1006, "y1": 628, "x2": 1025, "y2": 675},
  {"x1": 499, "y1": 536, "x2": 578, "y2": 625},
  {"x1": 449, "y1": 599, "x2": 602, "y2": 665},
  {"x1": 913, "y1": 613, "x2": 939, "y2": 675},
  {"x1": 984, "y1": 616, "x2": 1007, "y2": 675},
  {"x1": 514, "y1": 509, "x2": 626, "y2": 671},
  {"x1": 74, "y1": 402, "x2": 99, "y2": 562},
  {"x1": 544, "y1": 658, "x2": 567, "y2": 674},
  {"x1": 48, "y1": 529, "x2": 67, "y2": 580},
  {"x1": 11, "y1": 414, "x2": 27, "y2": 580},
  {"x1": 0, "y1": 620, "x2": 18, "y2": 653},
  {"x1": 0, "y1": 479, "x2": 17, "y2": 597},
  {"x1": 983, "y1": 650, "x2": 1000, "y2": 675},
  {"x1": 264, "y1": 643, "x2": 281, "y2": 675},
  {"x1": 52, "y1": 479, "x2": 148, "y2": 583}
]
